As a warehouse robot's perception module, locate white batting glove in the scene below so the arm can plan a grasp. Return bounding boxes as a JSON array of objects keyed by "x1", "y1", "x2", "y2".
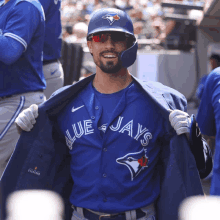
[
  {"x1": 169, "y1": 109, "x2": 191, "y2": 135},
  {"x1": 15, "y1": 104, "x2": 38, "y2": 132}
]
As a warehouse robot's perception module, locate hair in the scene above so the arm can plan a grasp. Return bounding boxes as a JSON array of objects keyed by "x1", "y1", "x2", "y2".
[
  {"x1": 65, "y1": 26, "x2": 73, "y2": 35},
  {"x1": 210, "y1": 54, "x2": 220, "y2": 66}
]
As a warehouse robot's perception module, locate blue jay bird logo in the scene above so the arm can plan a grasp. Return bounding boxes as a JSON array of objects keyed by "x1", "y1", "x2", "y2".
[
  {"x1": 116, "y1": 148, "x2": 149, "y2": 181},
  {"x1": 102, "y1": 13, "x2": 120, "y2": 25}
]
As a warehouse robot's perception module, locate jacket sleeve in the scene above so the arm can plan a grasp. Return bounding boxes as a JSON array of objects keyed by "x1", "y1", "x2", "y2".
[
  {"x1": 166, "y1": 90, "x2": 213, "y2": 179},
  {"x1": 188, "y1": 115, "x2": 213, "y2": 179}
]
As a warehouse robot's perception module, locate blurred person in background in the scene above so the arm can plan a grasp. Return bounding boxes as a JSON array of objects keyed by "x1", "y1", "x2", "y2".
[
  {"x1": 78, "y1": 2, "x2": 91, "y2": 22},
  {"x1": 64, "y1": 25, "x2": 77, "y2": 43},
  {"x1": 39, "y1": 0, "x2": 64, "y2": 99},
  {"x1": 64, "y1": 22, "x2": 88, "y2": 45},
  {"x1": 196, "y1": 65, "x2": 220, "y2": 196},
  {"x1": 133, "y1": 21, "x2": 147, "y2": 49},
  {"x1": 61, "y1": 0, "x2": 77, "y2": 26},
  {"x1": 130, "y1": 7, "x2": 154, "y2": 40},
  {"x1": 115, "y1": 0, "x2": 133, "y2": 12},
  {"x1": 73, "y1": 22, "x2": 88, "y2": 44},
  {"x1": 62, "y1": 25, "x2": 74, "y2": 41},
  {"x1": 196, "y1": 54, "x2": 220, "y2": 158},
  {"x1": 87, "y1": 0, "x2": 106, "y2": 14},
  {"x1": 151, "y1": 18, "x2": 164, "y2": 39},
  {"x1": 0, "y1": 0, "x2": 46, "y2": 177},
  {"x1": 196, "y1": 54, "x2": 220, "y2": 101},
  {"x1": 133, "y1": 21, "x2": 144, "y2": 38}
]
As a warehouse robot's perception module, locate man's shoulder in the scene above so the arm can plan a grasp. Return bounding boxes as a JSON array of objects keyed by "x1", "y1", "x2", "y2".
[
  {"x1": 15, "y1": 0, "x2": 45, "y2": 20},
  {"x1": 206, "y1": 67, "x2": 220, "y2": 85},
  {"x1": 135, "y1": 78, "x2": 186, "y2": 99},
  {"x1": 134, "y1": 78, "x2": 187, "y2": 111}
]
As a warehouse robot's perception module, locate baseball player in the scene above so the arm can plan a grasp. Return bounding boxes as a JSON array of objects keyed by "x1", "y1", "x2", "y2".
[
  {"x1": 196, "y1": 54, "x2": 220, "y2": 100},
  {"x1": 39, "y1": 0, "x2": 64, "y2": 99},
  {"x1": 2, "y1": 8, "x2": 212, "y2": 220},
  {"x1": 196, "y1": 67, "x2": 220, "y2": 195},
  {"x1": 0, "y1": 0, "x2": 46, "y2": 177}
]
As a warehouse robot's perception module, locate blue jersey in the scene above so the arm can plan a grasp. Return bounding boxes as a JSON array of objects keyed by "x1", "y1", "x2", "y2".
[
  {"x1": 196, "y1": 67, "x2": 220, "y2": 195},
  {"x1": 196, "y1": 75, "x2": 208, "y2": 100},
  {"x1": 93, "y1": 83, "x2": 134, "y2": 136},
  {"x1": 56, "y1": 81, "x2": 168, "y2": 213},
  {"x1": 39, "y1": 0, "x2": 62, "y2": 61},
  {"x1": 0, "y1": 0, "x2": 46, "y2": 97}
]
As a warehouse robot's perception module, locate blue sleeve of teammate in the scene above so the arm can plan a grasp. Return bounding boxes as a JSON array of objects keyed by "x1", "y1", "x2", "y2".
[
  {"x1": 196, "y1": 75, "x2": 207, "y2": 100},
  {"x1": 1, "y1": 1, "x2": 42, "y2": 55},
  {"x1": 38, "y1": 0, "x2": 51, "y2": 14},
  {"x1": 0, "y1": 36, "x2": 23, "y2": 65},
  {"x1": 196, "y1": 70, "x2": 219, "y2": 136}
]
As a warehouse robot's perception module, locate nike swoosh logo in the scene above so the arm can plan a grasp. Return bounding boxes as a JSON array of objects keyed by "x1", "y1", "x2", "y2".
[
  {"x1": 51, "y1": 70, "x2": 56, "y2": 75},
  {"x1": 72, "y1": 105, "x2": 84, "y2": 113}
]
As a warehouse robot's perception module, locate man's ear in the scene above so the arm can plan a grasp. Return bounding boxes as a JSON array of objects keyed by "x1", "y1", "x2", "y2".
[{"x1": 87, "y1": 41, "x2": 93, "y2": 54}]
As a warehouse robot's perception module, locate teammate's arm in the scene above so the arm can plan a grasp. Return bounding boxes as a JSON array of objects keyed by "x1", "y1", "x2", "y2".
[
  {"x1": 0, "y1": 2, "x2": 43, "y2": 64},
  {"x1": 0, "y1": 36, "x2": 23, "y2": 65}
]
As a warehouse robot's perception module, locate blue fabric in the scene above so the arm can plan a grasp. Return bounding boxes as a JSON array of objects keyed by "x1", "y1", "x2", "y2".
[
  {"x1": 0, "y1": 34, "x2": 24, "y2": 65},
  {"x1": 56, "y1": 81, "x2": 165, "y2": 213},
  {"x1": 196, "y1": 75, "x2": 208, "y2": 100},
  {"x1": 0, "y1": 75, "x2": 204, "y2": 220},
  {"x1": 92, "y1": 82, "x2": 130, "y2": 131},
  {"x1": 39, "y1": 0, "x2": 62, "y2": 61},
  {"x1": 196, "y1": 67, "x2": 220, "y2": 195},
  {"x1": 0, "y1": 0, "x2": 46, "y2": 97}
]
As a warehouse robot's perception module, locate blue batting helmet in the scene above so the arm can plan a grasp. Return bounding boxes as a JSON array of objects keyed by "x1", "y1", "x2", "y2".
[{"x1": 87, "y1": 8, "x2": 138, "y2": 68}]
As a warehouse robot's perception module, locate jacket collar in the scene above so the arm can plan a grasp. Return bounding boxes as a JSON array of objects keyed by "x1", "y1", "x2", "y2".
[{"x1": 41, "y1": 74, "x2": 173, "y2": 132}]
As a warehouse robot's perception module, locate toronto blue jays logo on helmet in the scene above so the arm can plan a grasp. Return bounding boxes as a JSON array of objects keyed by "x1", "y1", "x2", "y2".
[
  {"x1": 116, "y1": 148, "x2": 149, "y2": 181},
  {"x1": 102, "y1": 13, "x2": 120, "y2": 25}
]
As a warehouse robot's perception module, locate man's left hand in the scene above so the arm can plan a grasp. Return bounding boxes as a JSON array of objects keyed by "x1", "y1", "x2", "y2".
[{"x1": 169, "y1": 109, "x2": 191, "y2": 135}]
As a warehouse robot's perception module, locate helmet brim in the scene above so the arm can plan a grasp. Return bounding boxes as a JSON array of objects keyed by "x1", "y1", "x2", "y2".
[{"x1": 87, "y1": 27, "x2": 135, "y2": 40}]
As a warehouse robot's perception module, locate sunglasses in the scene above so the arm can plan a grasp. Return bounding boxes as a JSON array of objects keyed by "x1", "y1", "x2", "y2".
[{"x1": 88, "y1": 32, "x2": 131, "y2": 43}]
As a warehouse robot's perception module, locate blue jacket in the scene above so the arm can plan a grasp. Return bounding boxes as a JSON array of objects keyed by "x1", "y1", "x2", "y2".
[{"x1": 0, "y1": 75, "x2": 204, "y2": 220}]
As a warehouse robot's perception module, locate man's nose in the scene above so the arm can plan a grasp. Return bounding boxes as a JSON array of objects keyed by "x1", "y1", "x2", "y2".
[{"x1": 104, "y1": 35, "x2": 115, "y2": 47}]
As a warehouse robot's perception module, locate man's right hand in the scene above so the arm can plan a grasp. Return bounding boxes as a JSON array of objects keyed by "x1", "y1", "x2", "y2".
[{"x1": 15, "y1": 104, "x2": 38, "y2": 131}]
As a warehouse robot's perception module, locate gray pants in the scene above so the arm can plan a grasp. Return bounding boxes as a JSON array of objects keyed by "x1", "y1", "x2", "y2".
[
  {"x1": 71, "y1": 203, "x2": 156, "y2": 220},
  {"x1": 43, "y1": 60, "x2": 64, "y2": 99},
  {"x1": 0, "y1": 91, "x2": 46, "y2": 178}
]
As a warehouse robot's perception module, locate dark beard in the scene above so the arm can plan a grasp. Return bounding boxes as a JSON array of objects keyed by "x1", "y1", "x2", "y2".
[{"x1": 99, "y1": 60, "x2": 123, "y2": 74}]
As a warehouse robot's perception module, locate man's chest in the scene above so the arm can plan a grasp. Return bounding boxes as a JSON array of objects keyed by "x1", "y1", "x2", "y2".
[
  {"x1": 56, "y1": 96, "x2": 166, "y2": 182},
  {"x1": 57, "y1": 94, "x2": 165, "y2": 150}
]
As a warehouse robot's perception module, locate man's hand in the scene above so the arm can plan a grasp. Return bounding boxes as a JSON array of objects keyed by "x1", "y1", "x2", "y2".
[
  {"x1": 15, "y1": 104, "x2": 38, "y2": 131},
  {"x1": 169, "y1": 109, "x2": 191, "y2": 136}
]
